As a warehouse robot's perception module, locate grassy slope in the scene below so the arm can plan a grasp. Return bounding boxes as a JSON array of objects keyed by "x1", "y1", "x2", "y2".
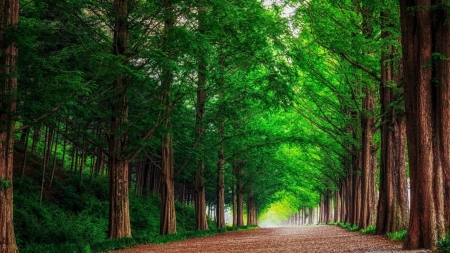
[{"x1": 12, "y1": 150, "x2": 223, "y2": 253}]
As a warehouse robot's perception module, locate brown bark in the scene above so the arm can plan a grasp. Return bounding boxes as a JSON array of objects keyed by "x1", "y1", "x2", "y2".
[
  {"x1": 247, "y1": 188, "x2": 257, "y2": 226},
  {"x1": 216, "y1": 124, "x2": 225, "y2": 228},
  {"x1": 108, "y1": 0, "x2": 131, "y2": 239},
  {"x1": 0, "y1": 0, "x2": 19, "y2": 251},
  {"x1": 194, "y1": 3, "x2": 208, "y2": 230},
  {"x1": 334, "y1": 189, "x2": 340, "y2": 223},
  {"x1": 160, "y1": 133, "x2": 176, "y2": 234},
  {"x1": 236, "y1": 165, "x2": 244, "y2": 226},
  {"x1": 351, "y1": 154, "x2": 361, "y2": 226},
  {"x1": 159, "y1": 0, "x2": 176, "y2": 235},
  {"x1": 359, "y1": 87, "x2": 376, "y2": 230},
  {"x1": 399, "y1": 0, "x2": 448, "y2": 249},
  {"x1": 376, "y1": 17, "x2": 409, "y2": 235},
  {"x1": 433, "y1": 1, "x2": 450, "y2": 234},
  {"x1": 232, "y1": 180, "x2": 237, "y2": 227}
]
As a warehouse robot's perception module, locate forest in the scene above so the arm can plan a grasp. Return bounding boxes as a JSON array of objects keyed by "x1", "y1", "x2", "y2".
[{"x1": 1, "y1": 0, "x2": 450, "y2": 252}]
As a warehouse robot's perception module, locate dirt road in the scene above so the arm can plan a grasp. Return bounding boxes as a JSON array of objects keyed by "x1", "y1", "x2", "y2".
[{"x1": 111, "y1": 225, "x2": 438, "y2": 253}]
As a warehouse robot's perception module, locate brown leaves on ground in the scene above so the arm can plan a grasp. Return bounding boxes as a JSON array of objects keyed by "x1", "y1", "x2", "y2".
[{"x1": 110, "y1": 225, "x2": 440, "y2": 253}]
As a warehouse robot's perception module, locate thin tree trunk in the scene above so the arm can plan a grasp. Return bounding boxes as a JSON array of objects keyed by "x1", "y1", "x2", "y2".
[
  {"x1": 232, "y1": 181, "x2": 237, "y2": 227},
  {"x1": 31, "y1": 126, "x2": 41, "y2": 154},
  {"x1": 236, "y1": 165, "x2": 244, "y2": 226},
  {"x1": 40, "y1": 126, "x2": 53, "y2": 206},
  {"x1": 49, "y1": 129, "x2": 60, "y2": 187},
  {"x1": 216, "y1": 120, "x2": 226, "y2": 228},
  {"x1": 21, "y1": 129, "x2": 29, "y2": 179},
  {"x1": 60, "y1": 126, "x2": 67, "y2": 173}
]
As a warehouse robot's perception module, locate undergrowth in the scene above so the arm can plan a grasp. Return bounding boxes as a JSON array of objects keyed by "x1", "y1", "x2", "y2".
[
  {"x1": 360, "y1": 225, "x2": 376, "y2": 235},
  {"x1": 438, "y1": 235, "x2": 450, "y2": 253},
  {"x1": 13, "y1": 170, "x2": 239, "y2": 253},
  {"x1": 386, "y1": 230, "x2": 407, "y2": 241},
  {"x1": 337, "y1": 222, "x2": 359, "y2": 232}
]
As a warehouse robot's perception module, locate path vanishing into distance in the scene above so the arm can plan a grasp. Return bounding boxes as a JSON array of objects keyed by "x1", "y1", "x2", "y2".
[{"x1": 111, "y1": 226, "x2": 439, "y2": 253}]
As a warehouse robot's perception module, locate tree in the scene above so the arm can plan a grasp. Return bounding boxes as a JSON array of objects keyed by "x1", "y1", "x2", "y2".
[
  {"x1": 0, "y1": 0, "x2": 19, "y2": 251},
  {"x1": 108, "y1": 0, "x2": 132, "y2": 239},
  {"x1": 376, "y1": 7, "x2": 409, "y2": 235},
  {"x1": 399, "y1": 0, "x2": 449, "y2": 249},
  {"x1": 159, "y1": 0, "x2": 176, "y2": 235}
]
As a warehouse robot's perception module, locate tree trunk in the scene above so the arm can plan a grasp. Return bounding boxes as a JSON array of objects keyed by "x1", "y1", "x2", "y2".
[
  {"x1": 31, "y1": 127, "x2": 40, "y2": 154},
  {"x1": 376, "y1": 16, "x2": 409, "y2": 234},
  {"x1": 352, "y1": 153, "x2": 361, "y2": 226},
  {"x1": 193, "y1": 2, "x2": 209, "y2": 230},
  {"x1": 434, "y1": 3, "x2": 450, "y2": 233},
  {"x1": 159, "y1": 0, "x2": 176, "y2": 235},
  {"x1": 108, "y1": 0, "x2": 131, "y2": 239},
  {"x1": 247, "y1": 188, "x2": 257, "y2": 226},
  {"x1": 236, "y1": 165, "x2": 244, "y2": 226},
  {"x1": 359, "y1": 87, "x2": 376, "y2": 229},
  {"x1": 216, "y1": 129, "x2": 226, "y2": 228},
  {"x1": 232, "y1": 181, "x2": 237, "y2": 226},
  {"x1": 0, "y1": 0, "x2": 19, "y2": 251},
  {"x1": 160, "y1": 133, "x2": 176, "y2": 234},
  {"x1": 400, "y1": 0, "x2": 448, "y2": 249}
]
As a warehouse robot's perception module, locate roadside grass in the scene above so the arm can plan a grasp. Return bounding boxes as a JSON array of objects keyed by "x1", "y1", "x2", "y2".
[{"x1": 386, "y1": 230, "x2": 407, "y2": 242}]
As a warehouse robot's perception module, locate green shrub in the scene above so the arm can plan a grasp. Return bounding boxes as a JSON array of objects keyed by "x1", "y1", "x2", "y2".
[
  {"x1": 386, "y1": 230, "x2": 407, "y2": 241},
  {"x1": 348, "y1": 224, "x2": 359, "y2": 232},
  {"x1": 360, "y1": 225, "x2": 376, "y2": 235},
  {"x1": 438, "y1": 235, "x2": 450, "y2": 253},
  {"x1": 337, "y1": 222, "x2": 349, "y2": 229}
]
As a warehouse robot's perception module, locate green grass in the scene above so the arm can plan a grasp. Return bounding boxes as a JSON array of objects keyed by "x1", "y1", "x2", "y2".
[{"x1": 386, "y1": 230, "x2": 407, "y2": 241}]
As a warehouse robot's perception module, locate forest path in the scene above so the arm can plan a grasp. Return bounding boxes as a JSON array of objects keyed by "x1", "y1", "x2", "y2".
[{"x1": 110, "y1": 225, "x2": 438, "y2": 253}]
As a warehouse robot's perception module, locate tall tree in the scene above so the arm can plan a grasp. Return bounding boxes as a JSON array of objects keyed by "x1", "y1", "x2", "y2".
[
  {"x1": 376, "y1": 8, "x2": 409, "y2": 235},
  {"x1": 399, "y1": 0, "x2": 448, "y2": 249},
  {"x1": 0, "y1": 0, "x2": 19, "y2": 251},
  {"x1": 108, "y1": 0, "x2": 131, "y2": 239},
  {"x1": 194, "y1": 2, "x2": 208, "y2": 230},
  {"x1": 159, "y1": 0, "x2": 176, "y2": 235}
]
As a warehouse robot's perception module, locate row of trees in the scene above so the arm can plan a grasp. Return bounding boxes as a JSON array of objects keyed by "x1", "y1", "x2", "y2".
[
  {"x1": 278, "y1": 0, "x2": 449, "y2": 250},
  {"x1": 2, "y1": 0, "x2": 450, "y2": 252},
  {"x1": 1, "y1": 0, "x2": 303, "y2": 252}
]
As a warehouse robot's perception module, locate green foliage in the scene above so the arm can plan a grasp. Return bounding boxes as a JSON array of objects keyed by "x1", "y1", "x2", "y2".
[
  {"x1": 386, "y1": 230, "x2": 407, "y2": 241},
  {"x1": 337, "y1": 222, "x2": 359, "y2": 232},
  {"x1": 360, "y1": 225, "x2": 376, "y2": 235},
  {"x1": 0, "y1": 178, "x2": 11, "y2": 191},
  {"x1": 15, "y1": 170, "x2": 220, "y2": 252},
  {"x1": 226, "y1": 225, "x2": 259, "y2": 231},
  {"x1": 348, "y1": 225, "x2": 360, "y2": 232},
  {"x1": 438, "y1": 235, "x2": 450, "y2": 253}
]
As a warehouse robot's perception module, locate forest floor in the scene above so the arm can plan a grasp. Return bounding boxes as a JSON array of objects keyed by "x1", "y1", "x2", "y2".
[{"x1": 110, "y1": 225, "x2": 440, "y2": 253}]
